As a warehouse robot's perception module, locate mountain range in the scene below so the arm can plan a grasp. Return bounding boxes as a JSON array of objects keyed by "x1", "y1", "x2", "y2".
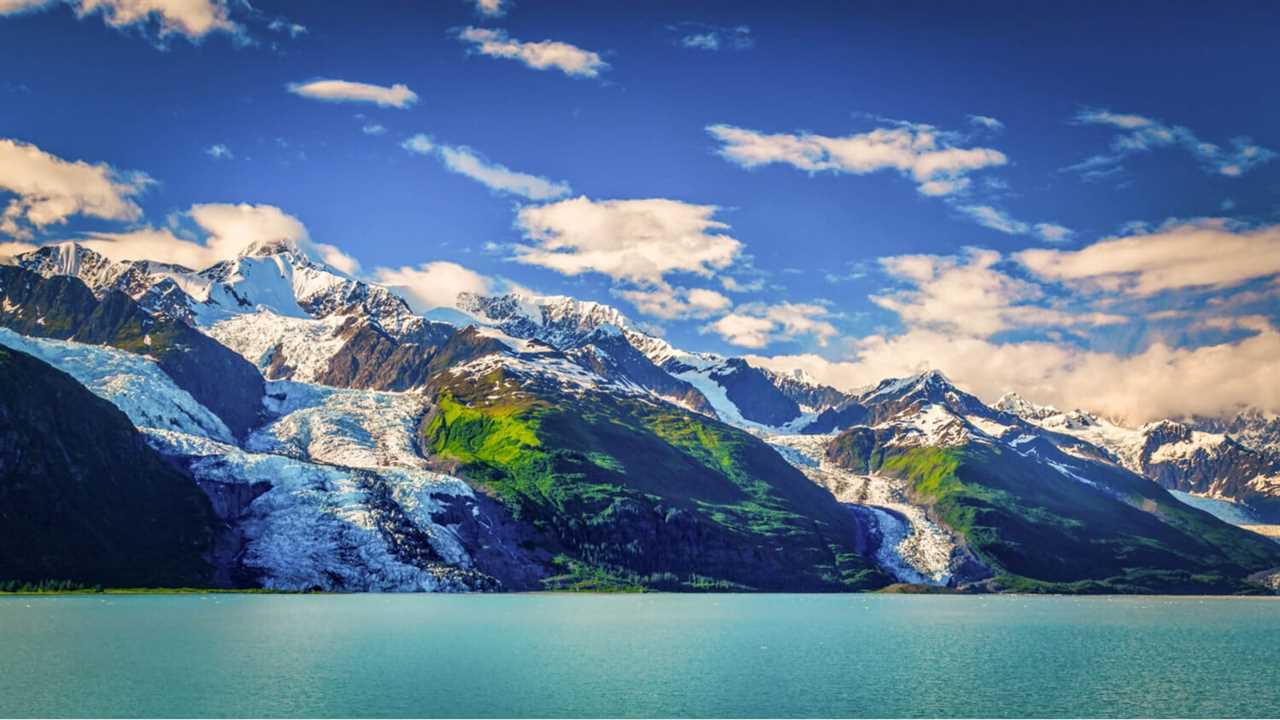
[{"x1": 2, "y1": 240, "x2": 1279, "y2": 593}]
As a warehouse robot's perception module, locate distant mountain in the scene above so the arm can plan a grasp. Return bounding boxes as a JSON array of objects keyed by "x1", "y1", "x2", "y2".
[
  {"x1": 0, "y1": 345, "x2": 217, "y2": 586},
  {"x1": 458, "y1": 291, "x2": 852, "y2": 428},
  {"x1": 997, "y1": 393, "x2": 1280, "y2": 522},
  {"x1": 814, "y1": 372, "x2": 1280, "y2": 593}
]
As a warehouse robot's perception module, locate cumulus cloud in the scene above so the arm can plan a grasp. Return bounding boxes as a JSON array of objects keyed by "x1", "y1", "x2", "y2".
[
  {"x1": 75, "y1": 203, "x2": 359, "y2": 274},
  {"x1": 374, "y1": 261, "x2": 493, "y2": 312},
  {"x1": 287, "y1": 79, "x2": 418, "y2": 109},
  {"x1": 1018, "y1": 218, "x2": 1280, "y2": 296},
  {"x1": 1068, "y1": 107, "x2": 1275, "y2": 178},
  {"x1": 455, "y1": 27, "x2": 608, "y2": 78},
  {"x1": 707, "y1": 121, "x2": 1007, "y2": 197},
  {"x1": 615, "y1": 283, "x2": 731, "y2": 320},
  {"x1": 361, "y1": 123, "x2": 386, "y2": 136},
  {"x1": 704, "y1": 301, "x2": 836, "y2": 349},
  {"x1": 2, "y1": 0, "x2": 244, "y2": 40},
  {"x1": 747, "y1": 316, "x2": 1280, "y2": 423},
  {"x1": 0, "y1": 138, "x2": 151, "y2": 239},
  {"x1": 872, "y1": 248, "x2": 1124, "y2": 338},
  {"x1": 751, "y1": 220, "x2": 1280, "y2": 420},
  {"x1": 205, "y1": 143, "x2": 233, "y2": 160},
  {"x1": 513, "y1": 196, "x2": 742, "y2": 285},
  {"x1": 469, "y1": 0, "x2": 508, "y2": 17}
]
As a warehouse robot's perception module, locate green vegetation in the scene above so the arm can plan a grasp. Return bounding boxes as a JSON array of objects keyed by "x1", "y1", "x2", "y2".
[
  {"x1": 423, "y1": 369, "x2": 889, "y2": 592},
  {"x1": 840, "y1": 440, "x2": 1280, "y2": 593}
]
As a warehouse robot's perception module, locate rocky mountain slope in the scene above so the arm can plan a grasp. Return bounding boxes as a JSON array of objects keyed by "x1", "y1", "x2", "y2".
[{"x1": 0, "y1": 345, "x2": 217, "y2": 586}]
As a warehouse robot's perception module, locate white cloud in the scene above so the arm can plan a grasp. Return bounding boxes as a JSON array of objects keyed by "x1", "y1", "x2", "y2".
[
  {"x1": 79, "y1": 0, "x2": 239, "y2": 39},
  {"x1": 287, "y1": 79, "x2": 418, "y2": 109},
  {"x1": 456, "y1": 27, "x2": 608, "y2": 78},
  {"x1": 401, "y1": 134, "x2": 435, "y2": 155},
  {"x1": 205, "y1": 143, "x2": 233, "y2": 160},
  {"x1": 615, "y1": 284, "x2": 731, "y2": 320},
  {"x1": 958, "y1": 205, "x2": 1072, "y2": 243},
  {"x1": 704, "y1": 301, "x2": 836, "y2": 349},
  {"x1": 872, "y1": 248, "x2": 1124, "y2": 338},
  {"x1": 1070, "y1": 107, "x2": 1275, "y2": 178},
  {"x1": 707, "y1": 122, "x2": 1007, "y2": 197},
  {"x1": 748, "y1": 316, "x2": 1280, "y2": 424},
  {"x1": 1018, "y1": 218, "x2": 1280, "y2": 296},
  {"x1": 75, "y1": 203, "x2": 359, "y2": 274},
  {"x1": 968, "y1": 114, "x2": 1004, "y2": 130},
  {"x1": 681, "y1": 32, "x2": 719, "y2": 50},
  {"x1": 438, "y1": 146, "x2": 571, "y2": 200},
  {"x1": 0, "y1": 138, "x2": 151, "y2": 239},
  {"x1": 267, "y1": 18, "x2": 306, "y2": 37},
  {"x1": 675, "y1": 24, "x2": 753, "y2": 51},
  {"x1": 399, "y1": 137, "x2": 571, "y2": 200},
  {"x1": 0, "y1": 0, "x2": 54, "y2": 15},
  {"x1": 1033, "y1": 223, "x2": 1073, "y2": 243},
  {"x1": 0, "y1": 240, "x2": 38, "y2": 264},
  {"x1": 361, "y1": 124, "x2": 386, "y2": 136},
  {"x1": 469, "y1": 0, "x2": 508, "y2": 17},
  {"x1": 513, "y1": 196, "x2": 742, "y2": 285},
  {"x1": 958, "y1": 205, "x2": 1027, "y2": 235},
  {"x1": 374, "y1": 261, "x2": 493, "y2": 312},
  {"x1": 720, "y1": 275, "x2": 764, "y2": 293},
  {"x1": 2, "y1": 0, "x2": 244, "y2": 40}
]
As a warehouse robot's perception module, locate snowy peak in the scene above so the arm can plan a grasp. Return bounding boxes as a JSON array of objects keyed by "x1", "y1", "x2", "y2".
[
  {"x1": 16, "y1": 241, "x2": 418, "y2": 333},
  {"x1": 994, "y1": 392, "x2": 1060, "y2": 421},
  {"x1": 17, "y1": 242, "x2": 128, "y2": 295},
  {"x1": 856, "y1": 369, "x2": 990, "y2": 423},
  {"x1": 457, "y1": 291, "x2": 637, "y2": 350}
]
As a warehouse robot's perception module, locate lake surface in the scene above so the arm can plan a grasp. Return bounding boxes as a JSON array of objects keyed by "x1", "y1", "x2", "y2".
[{"x1": 2, "y1": 594, "x2": 1279, "y2": 718}]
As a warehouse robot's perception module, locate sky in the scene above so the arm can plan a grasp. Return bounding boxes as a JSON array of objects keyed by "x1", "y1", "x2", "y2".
[{"x1": 1, "y1": 0, "x2": 1279, "y2": 421}]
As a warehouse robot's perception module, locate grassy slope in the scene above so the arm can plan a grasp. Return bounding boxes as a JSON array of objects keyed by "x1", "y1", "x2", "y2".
[
  {"x1": 421, "y1": 368, "x2": 888, "y2": 591},
  {"x1": 874, "y1": 445, "x2": 1280, "y2": 593}
]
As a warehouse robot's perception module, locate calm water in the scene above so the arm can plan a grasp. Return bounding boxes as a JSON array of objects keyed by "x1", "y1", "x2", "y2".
[{"x1": 2, "y1": 594, "x2": 1279, "y2": 718}]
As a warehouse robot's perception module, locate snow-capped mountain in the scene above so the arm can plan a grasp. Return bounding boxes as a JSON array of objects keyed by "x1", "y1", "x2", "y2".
[
  {"x1": 17, "y1": 240, "x2": 417, "y2": 331},
  {"x1": 779, "y1": 370, "x2": 1280, "y2": 592},
  {"x1": 4, "y1": 241, "x2": 1280, "y2": 594},
  {"x1": 997, "y1": 392, "x2": 1280, "y2": 521},
  {"x1": 458, "y1": 290, "x2": 853, "y2": 429}
]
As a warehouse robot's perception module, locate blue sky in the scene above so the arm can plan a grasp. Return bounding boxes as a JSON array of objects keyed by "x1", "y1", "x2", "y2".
[{"x1": 2, "y1": 0, "x2": 1279, "y2": 419}]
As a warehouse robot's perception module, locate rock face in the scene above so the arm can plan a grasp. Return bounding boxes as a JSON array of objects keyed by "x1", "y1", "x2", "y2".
[
  {"x1": 0, "y1": 267, "x2": 266, "y2": 439},
  {"x1": 0, "y1": 346, "x2": 217, "y2": 586},
  {"x1": 1137, "y1": 420, "x2": 1280, "y2": 519},
  {"x1": 316, "y1": 316, "x2": 456, "y2": 391}
]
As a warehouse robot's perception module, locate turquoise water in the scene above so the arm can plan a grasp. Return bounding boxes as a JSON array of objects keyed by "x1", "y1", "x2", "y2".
[{"x1": 2, "y1": 594, "x2": 1279, "y2": 718}]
